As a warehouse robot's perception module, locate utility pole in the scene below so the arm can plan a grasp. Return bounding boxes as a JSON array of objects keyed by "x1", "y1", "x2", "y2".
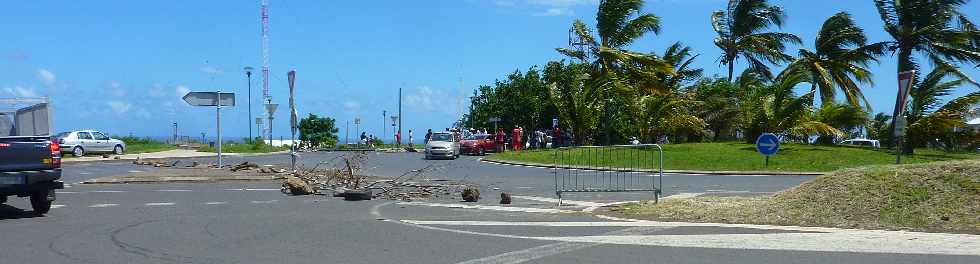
[
  {"x1": 397, "y1": 87, "x2": 402, "y2": 146},
  {"x1": 216, "y1": 90, "x2": 223, "y2": 168},
  {"x1": 382, "y1": 110, "x2": 387, "y2": 144},
  {"x1": 244, "y1": 66, "x2": 253, "y2": 142}
]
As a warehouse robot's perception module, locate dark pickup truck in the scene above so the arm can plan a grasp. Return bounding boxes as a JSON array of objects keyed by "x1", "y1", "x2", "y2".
[{"x1": 1, "y1": 100, "x2": 63, "y2": 215}]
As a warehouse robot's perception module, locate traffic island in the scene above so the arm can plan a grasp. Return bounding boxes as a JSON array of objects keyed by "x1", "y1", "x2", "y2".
[
  {"x1": 604, "y1": 159, "x2": 980, "y2": 234},
  {"x1": 81, "y1": 165, "x2": 287, "y2": 184}
]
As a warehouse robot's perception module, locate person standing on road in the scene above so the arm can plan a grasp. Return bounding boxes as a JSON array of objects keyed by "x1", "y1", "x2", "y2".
[
  {"x1": 425, "y1": 129, "x2": 432, "y2": 144},
  {"x1": 395, "y1": 131, "x2": 401, "y2": 146},
  {"x1": 553, "y1": 127, "x2": 562, "y2": 147},
  {"x1": 408, "y1": 130, "x2": 414, "y2": 147}
]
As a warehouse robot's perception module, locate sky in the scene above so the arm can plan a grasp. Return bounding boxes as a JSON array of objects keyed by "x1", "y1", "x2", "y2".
[{"x1": 2, "y1": 0, "x2": 978, "y2": 142}]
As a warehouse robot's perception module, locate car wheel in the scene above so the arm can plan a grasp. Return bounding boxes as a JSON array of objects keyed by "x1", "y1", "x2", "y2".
[
  {"x1": 478, "y1": 147, "x2": 485, "y2": 156},
  {"x1": 72, "y1": 146, "x2": 85, "y2": 157},
  {"x1": 114, "y1": 145, "x2": 124, "y2": 155},
  {"x1": 30, "y1": 189, "x2": 53, "y2": 215}
]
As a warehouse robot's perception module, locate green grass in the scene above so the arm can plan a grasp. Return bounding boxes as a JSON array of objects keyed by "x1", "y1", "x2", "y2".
[
  {"x1": 119, "y1": 136, "x2": 176, "y2": 154},
  {"x1": 615, "y1": 159, "x2": 980, "y2": 233},
  {"x1": 198, "y1": 143, "x2": 288, "y2": 153},
  {"x1": 487, "y1": 142, "x2": 978, "y2": 172}
]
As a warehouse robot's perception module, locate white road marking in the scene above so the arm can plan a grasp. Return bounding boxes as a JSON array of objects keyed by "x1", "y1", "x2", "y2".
[
  {"x1": 404, "y1": 220, "x2": 980, "y2": 256},
  {"x1": 51, "y1": 204, "x2": 65, "y2": 209},
  {"x1": 204, "y1": 202, "x2": 228, "y2": 205},
  {"x1": 90, "y1": 190, "x2": 127, "y2": 193},
  {"x1": 662, "y1": 192, "x2": 704, "y2": 199},
  {"x1": 397, "y1": 202, "x2": 576, "y2": 214},
  {"x1": 57, "y1": 191, "x2": 81, "y2": 194},
  {"x1": 78, "y1": 172, "x2": 91, "y2": 175},
  {"x1": 223, "y1": 188, "x2": 281, "y2": 191},
  {"x1": 512, "y1": 195, "x2": 605, "y2": 207},
  {"x1": 88, "y1": 203, "x2": 118, "y2": 208},
  {"x1": 127, "y1": 170, "x2": 143, "y2": 173},
  {"x1": 154, "y1": 189, "x2": 192, "y2": 192},
  {"x1": 455, "y1": 227, "x2": 661, "y2": 264},
  {"x1": 145, "y1": 202, "x2": 175, "y2": 206},
  {"x1": 250, "y1": 200, "x2": 279, "y2": 204}
]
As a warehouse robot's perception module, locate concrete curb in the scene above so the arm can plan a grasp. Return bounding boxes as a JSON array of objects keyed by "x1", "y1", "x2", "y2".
[
  {"x1": 479, "y1": 158, "x2": 824, "y2": 176},
  {"x1": 80, "y1": 175, "x2": 283, "y2": 184},
  {"x1": 62, "y1": 151, "x2": 289, "y2": 164}
]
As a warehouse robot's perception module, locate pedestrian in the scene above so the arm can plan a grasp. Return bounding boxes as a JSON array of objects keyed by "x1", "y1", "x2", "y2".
[
  {"x1": 425, "y1": 129, "x2": 432, "y2": 144},
  {"x1": 495, "y1": 129, "x2": 505, "y2": 152},
  {"x1": 536, "y1": 130, "x2": 545, "y2": 149},
  {"x1": 360, "y1": 132, "x2": 367, "y2": 146},
  {"x1": 553, "y1": 127, "x2": 562, "y2": 147},
  {"x1": 408, "y1": 130, "x2": 414, "y2": 147},
  {"x1": 512, "y1": 126, "x2": 522, "y2": 151}
]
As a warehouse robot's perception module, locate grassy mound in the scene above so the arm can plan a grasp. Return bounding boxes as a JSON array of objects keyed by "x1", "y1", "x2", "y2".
[
  {"x1": 617, "y1": 159, "x2": 980, "y2": 233},
  {"x1": 488, "y1": 142, "x2": 977, "y2": 172}
]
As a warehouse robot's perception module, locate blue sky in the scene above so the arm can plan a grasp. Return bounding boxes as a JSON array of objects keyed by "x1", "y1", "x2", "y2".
[{"x1": 2, "y1": 0, "x2": 978, "y2": 142}]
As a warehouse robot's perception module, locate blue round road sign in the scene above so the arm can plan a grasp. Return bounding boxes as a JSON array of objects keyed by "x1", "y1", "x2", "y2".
[{"x1": 755, "y1": 133, "x2": 779, "y2": 156}]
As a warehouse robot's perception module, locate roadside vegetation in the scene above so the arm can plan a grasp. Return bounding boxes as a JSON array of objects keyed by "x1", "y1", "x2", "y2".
[
  {"x1": 460, "y1": 0, "x2": 979, "y2": 155},
  {"x1": 198, "y1": 139, "x2": 287, "y2": 153},
  {"x1": 117, "y1": 136, "x2": 176, "y2": 154},
  {"x1": 488, "y1": 142, "x2": 977, "y2": 172},
  {"x1": 612, "y1": 159, "x2": 980, "y2": 234}
]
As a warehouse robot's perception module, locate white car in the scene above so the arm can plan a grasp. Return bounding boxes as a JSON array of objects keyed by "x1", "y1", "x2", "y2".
[
  {"x1": 53, "y1": 130, "x2": 127, "y2": 157},
  {"x1": 840, "y1": 138, "x2": 880, "y2": 149},
  {"x1": 425, "y1": 132, "x2": 460, "y2": 160}
]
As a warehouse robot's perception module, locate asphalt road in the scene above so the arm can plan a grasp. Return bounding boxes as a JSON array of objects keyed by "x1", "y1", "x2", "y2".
[{"x1": 2, "y1": 152, "x2": 977, "y2": 263}]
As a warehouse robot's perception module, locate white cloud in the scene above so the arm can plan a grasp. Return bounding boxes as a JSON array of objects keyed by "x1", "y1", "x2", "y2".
[
  {"x1": 1, "y1": 86, "x2": 38, "y2": 97},
  {"x1": 534, "y1": 8, "x2": 574, "y2": 16},
  {"x1": 343, "y1": 100, "x2": 361, "y2": 113},
  {"x1": 36, "y1": 69, "x2": 56, "y2": 87},
  {"x1": 201, "y1": 65, "x2": 224, "y2": 75},
  {"x1": 107, "y1": 101, "x2": 132, "y2": 114},
  {"x1": 404, "y1": 86, "x2": 463, "y2": 116},
  {"x1": 148, "y1": 83, "x2": 166, "y2": 98},
  {"x1": 175, "y1": 85, "x2": 191, "y2": 97},
  {"x1": 105, "y1": 81, "x2": 126, "y2": 97}
]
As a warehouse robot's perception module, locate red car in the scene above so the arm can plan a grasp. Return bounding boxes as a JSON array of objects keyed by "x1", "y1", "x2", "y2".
[{"x1": 460, "y1": 134, "x2": 496, "y2": 155}]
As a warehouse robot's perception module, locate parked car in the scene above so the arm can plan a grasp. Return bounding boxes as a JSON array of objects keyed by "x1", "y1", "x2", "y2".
[
  {"x1": 425, "y1": 132, "x2": 460, "y2": 160},
  {"x1": 460, "y1": 134, "x2": 496, "y2": 155},
  {"x1": 53, "y1": 130, "x2": 127, "y2": 157},
  {"x1": 1, "y1": 99, "x2": 64, "y2": 215},
  {"x1": 840, "y1": 138, "x2": 880, "y2": 149}
]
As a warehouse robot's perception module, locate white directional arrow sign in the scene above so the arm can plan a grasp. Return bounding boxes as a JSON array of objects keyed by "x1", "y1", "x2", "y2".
[
  {"x1": 755, "y1": 133, "x2": 779, "y2": 156},
  {"x1": 182, "y1": 92, "x2": 235, "y2": 107}
]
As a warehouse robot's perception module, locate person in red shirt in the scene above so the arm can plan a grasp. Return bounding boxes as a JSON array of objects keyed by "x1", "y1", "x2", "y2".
[
  {"x1": 512, "y1": 126, "x2": 522, "y2": 151},
  {"x1": 495, "y1": 129, "x2": 505, "y2": 152},
  {"x1": 553, "y1": 127, "x2": 562, "y2": 147}
]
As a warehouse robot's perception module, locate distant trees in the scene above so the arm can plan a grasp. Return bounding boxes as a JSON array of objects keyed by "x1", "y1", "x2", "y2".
[
  {"x1": 460, "y1": 0, "x2": 979, "y2": 152},
  {"x1": 298, "y1": 113, "x2": 339, "y2": 148}
]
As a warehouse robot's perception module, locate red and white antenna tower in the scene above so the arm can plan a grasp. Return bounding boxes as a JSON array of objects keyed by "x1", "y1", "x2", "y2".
[{"x1": 261, "y1": 0, "x2": 270, "y2": 101}]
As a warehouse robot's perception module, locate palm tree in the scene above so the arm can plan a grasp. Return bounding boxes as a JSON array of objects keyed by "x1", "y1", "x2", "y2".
[
  {"x1": 814, "y1": 102, "x2": 869, "y2": 144},
  {"x1": 906, "y1": 66, "x2": 980, "y2": 149},
  {"x1": 788, "y1": 12, "x2": 887, "y2": 109},
  {"x1": 875, "y1": 0, "x2": 980, "y2": 92},
  {"x1": 545, "y1": 61, "x2": 600, "y2": 145},
  {"x1": 557, "y1": 0, "x2": 665, "y2": 77},
  {"x1": 742, "y1": 69, "x2": 843, "y2": 143},
  {"x1": 712, "y1": 0, "x2": 801, "y2": 82}
]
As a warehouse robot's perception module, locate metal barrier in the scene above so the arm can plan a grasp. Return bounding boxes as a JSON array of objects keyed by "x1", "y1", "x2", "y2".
[{"x1": 553, "y1": 144, "x2": 663, "y2": 205}]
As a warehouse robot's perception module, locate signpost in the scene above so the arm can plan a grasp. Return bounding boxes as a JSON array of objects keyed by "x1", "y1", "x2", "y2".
[
  {"x1": 488, "y1": 117, "x2": 501, "y2": 132},
  {"x1": 755, "y1": 133, "x2": 779, "y2": 168},
  {"x1": 183, "y1": 91, "x2": 235, "y2": 167},
  {"x1": 893, "y1": 70, "x2": 915, "y2": 164},
  {"x1": 287, "y1": 70, "x2": 298, "y2": 172},
  {"x1": 552, "y1": 118, "x2": 558, "y2": 128}
]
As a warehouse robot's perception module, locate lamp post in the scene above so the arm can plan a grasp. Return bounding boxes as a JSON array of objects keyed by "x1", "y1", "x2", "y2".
[{"x1": 244, "y1": 66, "x2": 254, "y2": 142}]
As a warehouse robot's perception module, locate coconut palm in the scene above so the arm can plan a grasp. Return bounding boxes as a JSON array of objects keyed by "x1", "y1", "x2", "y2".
[
  {"x1": 813, "y1": 103, "x2": 870, "y2": 144},
  {"x1": 788, "y1": 12, "x2": 887, "y2": 109},
  {"x1": 712, "y1": 0, "x2": 801, "y2": 82},
  {"x1": 742, "y1": 69, "x2": 843, "y2": 143},
  {"x1": 556, "y1": 0, "x2": 669, "y2": 83},
  {"x1": 875, "y1": 0, "x2": 980, "y2": 89},
  {"x1": 906, "y1": 66, "x2": 980, "y2": 149}
]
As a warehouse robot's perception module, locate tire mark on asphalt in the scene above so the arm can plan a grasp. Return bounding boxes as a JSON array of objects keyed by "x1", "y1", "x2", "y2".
[
  {"x1": 48, "y1": 228, "x2": 100, "y2": 264},
  {"x1": 109, "y1": 219, "x2": 225, "y2": 264}
]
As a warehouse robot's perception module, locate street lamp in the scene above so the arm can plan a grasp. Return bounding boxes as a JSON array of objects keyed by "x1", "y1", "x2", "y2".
[{"x1": 244, "y1": 66, "x2": 254, "y2": 142}]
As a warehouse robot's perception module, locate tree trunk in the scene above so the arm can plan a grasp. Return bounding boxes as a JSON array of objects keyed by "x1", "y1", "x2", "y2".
[{"x1": 727, "y1": 60, "x2": 735, "y2": 82}]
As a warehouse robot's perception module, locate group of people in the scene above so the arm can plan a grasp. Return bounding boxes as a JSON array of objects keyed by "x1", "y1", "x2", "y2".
[{"x1": 358, "y1": 129, "x2": 416, "y2": 147}]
